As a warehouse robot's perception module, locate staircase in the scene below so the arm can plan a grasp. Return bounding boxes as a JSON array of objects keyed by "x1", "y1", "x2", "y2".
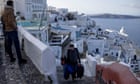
[
  {"x1": 130, "y1": 60, "x2": 139, "y2": 72},
  {"x1": 49, "y1": 34, "x2": 70, "y2": 46},
  {"x1": 50, "y1": 35, "x2": 62, "y2": 43}
]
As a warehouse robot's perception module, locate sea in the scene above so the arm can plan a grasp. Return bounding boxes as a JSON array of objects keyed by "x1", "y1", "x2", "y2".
[{"x1": 92, "y1": 18, "x2": 140, "y2": 48}]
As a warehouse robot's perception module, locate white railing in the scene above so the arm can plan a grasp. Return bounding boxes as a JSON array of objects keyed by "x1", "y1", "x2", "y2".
[
  {"x1": 18, "y1": 26, "x2": 58, "y2": 84},
  {"x1": 49, "y1": 34, "x2": 69, "y2": 45},
  {"x1": 61, "y1": 34, "x2": 69, "y2": 44}
]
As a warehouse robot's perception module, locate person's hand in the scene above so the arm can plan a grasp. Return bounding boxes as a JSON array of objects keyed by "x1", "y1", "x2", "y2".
[{"x1": 77, "y1": 63, "x2": 81, "y2": 66}]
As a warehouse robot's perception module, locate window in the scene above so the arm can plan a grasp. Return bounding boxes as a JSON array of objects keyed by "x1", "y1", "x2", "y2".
[
  {"x1": 111, "y1": 52, "x2": 113, "y2": 55},
  {"x1": 116, "y1": 53, "x2": 118, "y2": 56}
]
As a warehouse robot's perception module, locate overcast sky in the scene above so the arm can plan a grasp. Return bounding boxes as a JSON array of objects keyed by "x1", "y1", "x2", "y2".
[{"x1": 48, "y1": 0, "x2": 140, "y2": 16}]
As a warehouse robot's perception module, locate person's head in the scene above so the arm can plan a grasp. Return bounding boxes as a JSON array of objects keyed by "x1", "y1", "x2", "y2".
[
  {"x1": 69, "y1": 44, "x2": 74, "y2": 50},
  {"x1": 7, "y1": 0, "x2": 13, "y2": 7}
]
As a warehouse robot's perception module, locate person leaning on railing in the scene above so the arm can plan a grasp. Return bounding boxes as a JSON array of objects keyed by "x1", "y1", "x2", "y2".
[{"x1": 1, "y1": 0, "x2": 27, "y2": 65}]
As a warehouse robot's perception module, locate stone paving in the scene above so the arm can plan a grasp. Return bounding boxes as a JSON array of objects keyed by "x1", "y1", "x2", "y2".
[
  {"x1": 57, "y1": 66, "x2": 95, "y2": 84},
  {"x1": 0, "y1": 40, "x2": 95, "y2": 84}
]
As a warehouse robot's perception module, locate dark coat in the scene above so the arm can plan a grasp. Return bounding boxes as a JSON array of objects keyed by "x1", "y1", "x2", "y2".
[{"x1": 66, "y1": 48, "x2": 81, "y2": 65}]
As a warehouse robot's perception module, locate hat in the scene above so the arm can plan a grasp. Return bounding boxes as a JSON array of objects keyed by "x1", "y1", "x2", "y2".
[
  {"x1": 69, "y1": 44, "x2": 74, "y2": 47},
  {"x1": 7, "y1": 0, "x2": 13, "y2": 6}
]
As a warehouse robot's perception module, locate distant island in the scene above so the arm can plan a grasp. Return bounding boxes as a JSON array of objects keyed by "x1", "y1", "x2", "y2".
[{"x1": 89, "y1": 14, "x2": 140, "y2": 19}]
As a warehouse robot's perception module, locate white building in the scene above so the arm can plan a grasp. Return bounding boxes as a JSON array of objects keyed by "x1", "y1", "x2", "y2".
[
  {"x1": 87, "y1": 38, "x2": 105, "y2": 56},
  {"x1": 48, "y1": 6, "x2": 56, "y2": 11},
  {"x1": 56, "y1": 8, "x2": 68, "y2": 16},
  {"x1": 0, "y1": 0, "x2": 47, "y2": 20},
  {"x1": 15, "y1": 0, "x2": 47, "y2": 20}
]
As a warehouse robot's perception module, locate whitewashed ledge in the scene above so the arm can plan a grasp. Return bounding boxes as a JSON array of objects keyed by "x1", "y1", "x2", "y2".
[{"x1": 18, "y1": 26, "x2": 58, "y2": 84}]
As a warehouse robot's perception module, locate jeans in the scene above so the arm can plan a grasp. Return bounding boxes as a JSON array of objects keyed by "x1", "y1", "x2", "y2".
[
  {"x1": 63, "y1": 64, "x2": 77, "y2": 79},
  {"x1": 5, "y1": 30, "x2": 22, "y2": 61}
]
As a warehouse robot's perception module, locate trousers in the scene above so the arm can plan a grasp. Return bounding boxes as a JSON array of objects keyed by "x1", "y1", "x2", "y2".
[{"x1": 5, "y1": 30, "x2": 22, "y2": 61}]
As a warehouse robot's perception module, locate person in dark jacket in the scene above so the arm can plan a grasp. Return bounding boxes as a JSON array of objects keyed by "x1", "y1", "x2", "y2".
[
  {"x1": 67, "y1": 44, "x2": 81, "y2": 65},
  {"x1": 1, "y1": 0, "x2": 27, "y2": 65},
  {"x1": 66, "y1": 44, "x2": 81, "y2": 80}
]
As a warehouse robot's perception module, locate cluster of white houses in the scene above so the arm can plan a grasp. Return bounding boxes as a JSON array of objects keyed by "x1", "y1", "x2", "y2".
[
  {"x1": 0, "y1": 0, "x2": 77, "y2": 21},
  {"x1": 0, "y1": 0, "x2": 47, "y2": 20}
]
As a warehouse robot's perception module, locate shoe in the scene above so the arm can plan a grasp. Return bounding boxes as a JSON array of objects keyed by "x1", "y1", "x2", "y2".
[
  {"x1": 72, "y1": 75, "x2": 76, "y2": 80},
  {"x1": 10, "y1": 58, "x2": 16, "y2": 62},
  {"x1": 72, "y1": 77, "x2": 76, "y2": 80},
  {"x1": 48, "y1": 76, "x2": 53, "y2": 83},
  {"x1": 19, "y1": 59, "x2": 27, "y2": 65}
]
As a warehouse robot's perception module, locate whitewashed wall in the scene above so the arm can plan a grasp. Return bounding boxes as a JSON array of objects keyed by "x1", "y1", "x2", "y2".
[
  {"x1": 81, "y1": 55, "x2": 97, "y2": 77},
  {"x1": 51, "y1": 46, "x2": 62, "y2": 66},
  {"x1": 18, "y1": 26, "x2": 58, "y2": 84},
  {"x1": 87, "y1": 39, "x2": 104, "y2": 56},
  {"x1": 74, "y1": 39, "x2": 84, "y2": 53}
]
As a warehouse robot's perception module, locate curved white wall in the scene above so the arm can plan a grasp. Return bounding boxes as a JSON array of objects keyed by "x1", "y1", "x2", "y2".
[{"x1": 18, "y1": 26, "x2": 58, "y2": 83}]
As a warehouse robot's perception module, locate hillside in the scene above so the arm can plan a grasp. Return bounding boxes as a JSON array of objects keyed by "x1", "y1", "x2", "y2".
[{"x1": 89, "y1": 14, "x2": 140, "y2": 19}]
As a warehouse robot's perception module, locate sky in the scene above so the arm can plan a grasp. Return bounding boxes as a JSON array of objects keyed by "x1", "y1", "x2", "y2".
[{"x1": 47, "y1": 0, "x2": 140, "y2": 16}]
